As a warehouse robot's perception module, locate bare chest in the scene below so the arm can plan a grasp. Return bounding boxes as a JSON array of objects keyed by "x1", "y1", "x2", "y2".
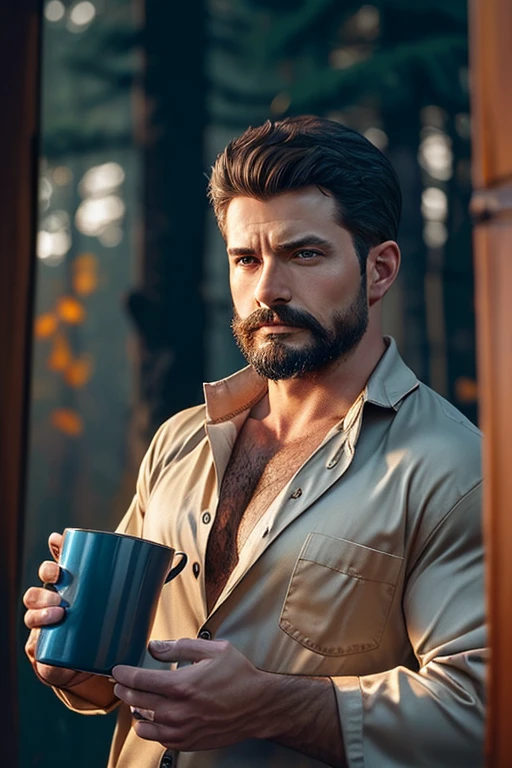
[
  {"x1": 204, "y1": 423, "x2": 326, "y2": 612},
  {"x1": 225, "y1": 437, "x2": 314, "y2": 548}
]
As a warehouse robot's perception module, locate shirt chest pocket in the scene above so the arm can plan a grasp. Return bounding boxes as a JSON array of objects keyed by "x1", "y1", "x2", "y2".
[{"x1": 279, "y1": 532, "x2": 404, "y2": 657}]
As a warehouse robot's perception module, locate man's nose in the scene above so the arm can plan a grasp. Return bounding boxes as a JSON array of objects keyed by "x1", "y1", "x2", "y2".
[{"x1": 253, "y1": 259, "x2": 292, "y2": 307}]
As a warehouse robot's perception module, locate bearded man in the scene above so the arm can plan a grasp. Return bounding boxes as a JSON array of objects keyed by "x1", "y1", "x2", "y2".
[{"x1": 24, "y1": 116, "x2": 485, "y2": 768}]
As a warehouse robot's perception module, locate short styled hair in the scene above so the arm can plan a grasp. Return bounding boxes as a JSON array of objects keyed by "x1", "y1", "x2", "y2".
[{"x1": 208, "y1": 115, "x2": 402, "y2": 269}]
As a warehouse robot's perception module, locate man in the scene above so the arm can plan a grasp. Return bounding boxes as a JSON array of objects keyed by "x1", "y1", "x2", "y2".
[{"x1": 24, "y1": 116, "x2": 485, "y2": 768}]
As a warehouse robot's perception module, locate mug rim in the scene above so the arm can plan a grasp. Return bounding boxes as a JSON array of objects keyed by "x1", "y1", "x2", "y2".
[{"x1": 63, "y1": 528, "x2": 176, "y2": 553}]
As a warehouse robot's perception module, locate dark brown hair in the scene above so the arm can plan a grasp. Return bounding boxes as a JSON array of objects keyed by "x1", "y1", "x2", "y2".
[{"x1": 208, "y1": 115, "x2": 402, "y2": 269}]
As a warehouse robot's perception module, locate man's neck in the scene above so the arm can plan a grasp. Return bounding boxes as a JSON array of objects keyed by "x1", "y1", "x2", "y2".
[{"x1": 250, "y1": 334, "x2": 386, "y2": 441}]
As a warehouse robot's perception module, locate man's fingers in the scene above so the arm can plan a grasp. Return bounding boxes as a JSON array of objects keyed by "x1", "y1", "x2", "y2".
[
  {"x1": 23, "y1": 583, "x2": 64, "y2": 628},
  {"x1": 113, "y1": 639, "x2": 227, "y2": 695},
  {"x1": 112, "y1": 665, "x2": 177, "y2": 696},
  {"x1": 133, "y1": 721, "x2": 190, "y2": 752},
  {"x1": 113, "y1": 682, "x2": 163, "y2": 712},
  {"x1": 48, "y1": 532, "x2": 63, "y2": 562},
  {"x1": 23, "y1": 586, "x2": 62, "y2": 610},
  {"x1": 133, "y1": 721, "x2": 172, "y2": 744},
  {"x1": 148, "y1": 637, "x2": 221, "y2": 663},
  {"x1": 37, "y1": 560, "x2": 61, "y2": 584},
  {"x1": 24, "y1": 605, "x2": 65, "y2": 629},
  {"x1": 112, "y1": 661, "x2": 196, "y2": 697}
]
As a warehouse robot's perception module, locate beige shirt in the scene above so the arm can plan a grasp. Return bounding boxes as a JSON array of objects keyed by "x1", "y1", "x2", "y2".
[{"x1": 57, "y1": 338, "x2": 486, "y2": 768}]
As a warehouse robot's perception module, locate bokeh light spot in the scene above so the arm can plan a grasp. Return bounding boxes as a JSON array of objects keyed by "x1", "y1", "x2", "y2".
[
  {"x1": 53, "y1": 166, "x2": 73, "y2": 186},
  {"x1": 73, "y1": 254, "x2": 99, "y2": 296},
  {"x1": 48, "y1": 334, "x2": 73, "y2": 372},
  {"x1": 270, "y1": 92, "x2": 291, "y2": 115},
  {"x1": 35, "y1": 313, "x2": 58, "y2": 339},
  {"x1": 51, "y1": 409, "x2": 84, "y2": 436},
  {"x1": 70, "y1": 1, "x2": 96, "y2": 27},
  {"x1": 64, "y1": 357, "x2": 94, "y2": 388},
  {"x1": 364, "y1": 127, "x2": 388, "y2": 151},
  {"x1": 57, "y1": 297, "x2": 86, "y2": 325},
  {"x1": 45, "y1": 0, "x2": 65, "y2": 22},
  {"x1": 455, "y1": 377, "x2": 478, "y2": 403},
  {"x1": 422, "y1": 187, "x2": 448, "y2": 221}
]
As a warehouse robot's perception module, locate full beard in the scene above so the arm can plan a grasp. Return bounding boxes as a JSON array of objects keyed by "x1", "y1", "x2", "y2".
[{"x1": 231, "y1": 277, "x2": 369, "y2": 381}]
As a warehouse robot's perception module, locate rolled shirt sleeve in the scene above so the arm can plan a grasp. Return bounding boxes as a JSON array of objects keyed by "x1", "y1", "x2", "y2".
[{"x1": 333, "y1": 483, "x2": 485, "y2": 767}]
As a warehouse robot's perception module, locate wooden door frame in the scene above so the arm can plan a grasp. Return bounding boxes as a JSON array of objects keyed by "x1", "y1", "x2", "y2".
[
  {"x1": 469, "y1": 0, "x2": 512, "y2": 764},
  {"x1": 0, "y1": 2, "x2": 42, "y2": 763}
]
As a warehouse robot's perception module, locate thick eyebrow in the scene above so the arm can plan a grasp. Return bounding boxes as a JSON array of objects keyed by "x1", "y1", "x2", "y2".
[
  {"x1": 228, "y1": 234, "x2": 332, "y2": 257},
  {"x1": 274, "y1": 235, "x2": 332, "y2": 252}
]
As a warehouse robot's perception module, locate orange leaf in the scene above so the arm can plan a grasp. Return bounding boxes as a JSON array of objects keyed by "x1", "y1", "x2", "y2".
[
  {"x1": 35, "y1": 312, "x2": 58, "y2": 339},
  {"x1": 51, "y1": 409, "x2": 83, "y2": 436},
  {"x1": 74, "y1": 253, "x2": 97, "y2": 270},
  {"x1": 47, "y1": 333, "x2": 72, "y2": 372},
  {"x1": 64, "y1": 356, "x2": 93, "y2": 388},
  {"x1": 73, "y1": 271, "x2": 98, "y2": 296},
  {"x1": 73, "y1": 253, "x2": 99, "y2": 296},
  {"x1": 57, "y1": 296, "x2": 86, "y2": 325}
]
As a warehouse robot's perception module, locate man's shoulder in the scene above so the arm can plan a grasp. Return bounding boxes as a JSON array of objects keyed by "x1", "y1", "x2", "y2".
[
  {"x1": 159, "y1": 402, "x2": 207, "y2": 434},
  {"x1": 145, "y1": 403, "x2": 207, "y2": 470},
  {"x1": 155, "y1": 403, "x2": 207, "y2": 445},
  {"x1": 396, "y1": 380, "x2": 481, "y2": 456},
  {"x1": 388, "y1": 381, "x2": 482, "y2": 514},
  {"x1": 381, "y1": 383, "x2": 482, "y2": 557}
]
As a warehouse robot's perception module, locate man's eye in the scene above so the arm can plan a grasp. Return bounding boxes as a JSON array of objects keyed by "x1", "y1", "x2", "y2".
[
  {"x1": 295, "y1": 249, "x2": 320, "y2": 260},
  {"x1": 236, "y1": 256, "x2": 257, "y2": 266}
]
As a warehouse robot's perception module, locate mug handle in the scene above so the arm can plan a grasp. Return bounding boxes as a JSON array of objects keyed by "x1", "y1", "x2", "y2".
[{"x1": 165, "y1": 552, "x2": 188, "y2": 583}]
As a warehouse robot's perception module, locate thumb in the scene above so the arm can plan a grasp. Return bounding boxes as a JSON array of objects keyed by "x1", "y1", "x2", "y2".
[
  {"x1": 148, "y1": 639, "x2": 176, "y2": 660},
  {"x1": 148, "y1": 637, "x2": 216, "y2": 663}
]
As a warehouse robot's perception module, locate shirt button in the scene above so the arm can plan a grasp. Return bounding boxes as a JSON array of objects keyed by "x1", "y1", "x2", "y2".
[
  {"x1": 198, "y1": 629, "x2": 212, "y2": 640},
  {"x1": 202, "y1": 511, "x2": 211, "y2": 524},
  {"x1": 192, "y1": 562, "x2": 201, "y2": 578},
  {"x1": 160, "y1": 754, "x2": 174, "y2": 768},
  {"x1": 290, "y1": 488, "x2": 302, "y2": 499}
]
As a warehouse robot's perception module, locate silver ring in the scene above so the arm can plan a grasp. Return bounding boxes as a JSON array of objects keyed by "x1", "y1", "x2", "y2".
[{"x1": 130, "y1": 706, "x2": 155, "y2": 722}]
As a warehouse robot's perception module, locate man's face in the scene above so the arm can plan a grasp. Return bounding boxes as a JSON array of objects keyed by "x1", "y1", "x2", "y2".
[{"x1": 226, "y1": 187, "x2": 369, "y2": 381}]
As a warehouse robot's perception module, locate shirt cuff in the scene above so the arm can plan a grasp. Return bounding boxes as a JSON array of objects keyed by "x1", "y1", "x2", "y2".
[
  {"x1": 331, "y1": 675, "x2": 365, "y2": 768},
  {"x1": 53, "y1": 684, "x2": 119, "y2": 715}
]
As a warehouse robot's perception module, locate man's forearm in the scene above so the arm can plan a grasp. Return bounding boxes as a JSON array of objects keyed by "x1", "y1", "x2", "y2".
[{"x1": 254, "y1": 671, "x2": 347, "y2": 767}]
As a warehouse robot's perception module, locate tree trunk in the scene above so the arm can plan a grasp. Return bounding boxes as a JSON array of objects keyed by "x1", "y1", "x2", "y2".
[{"x1": 128, "y1": 0, "x2": 207, "y2": 441}]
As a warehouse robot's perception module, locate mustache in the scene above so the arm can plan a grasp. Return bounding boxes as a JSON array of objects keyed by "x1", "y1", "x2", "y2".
[{"x1": 232, "y1": 306, "x2": 328, "y2": 338}]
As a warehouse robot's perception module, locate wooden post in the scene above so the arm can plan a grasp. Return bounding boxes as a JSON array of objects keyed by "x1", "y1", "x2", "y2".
[
  {"x1": 469, "y1": 0, "x2": 512, "y2": 764},
  {"x1": 0, "y1": 2, "x2": 41, "y2": 763}
]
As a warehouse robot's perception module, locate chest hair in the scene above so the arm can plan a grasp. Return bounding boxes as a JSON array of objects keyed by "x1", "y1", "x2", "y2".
[{"x1": 204, "y1": 423, "x2": 326, "y2": 612}]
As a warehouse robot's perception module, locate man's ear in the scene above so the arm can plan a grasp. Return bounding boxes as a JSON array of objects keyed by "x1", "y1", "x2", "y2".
[{"x1": 366, "y1": 241, "x2": 401, "y2": 306}]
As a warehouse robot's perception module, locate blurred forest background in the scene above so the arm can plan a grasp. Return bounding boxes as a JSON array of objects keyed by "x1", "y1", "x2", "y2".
[{"x1": 19, "y1": 0, "x2": 476, "y2": 765}]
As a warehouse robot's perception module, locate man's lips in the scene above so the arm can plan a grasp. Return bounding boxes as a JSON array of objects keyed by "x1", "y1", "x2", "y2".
[{"x1": 256, "y1": 323, "x2": 302, "y2": 332}]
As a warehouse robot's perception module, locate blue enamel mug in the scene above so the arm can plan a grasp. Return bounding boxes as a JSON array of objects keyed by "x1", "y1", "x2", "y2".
[{"x1": 35, "y1": 528, "x2": 187, "y2": 676}]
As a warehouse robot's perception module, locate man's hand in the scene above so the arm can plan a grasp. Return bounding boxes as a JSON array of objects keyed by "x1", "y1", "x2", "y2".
[
  {"x1": 23, "y1": 532, "x2": 90, "y2": 689},
  {"x1": 112, "y1": 638, "x2": 268, "y2": 751},
  {"x1": 112, "y1": 637, "x2": 346, "y2": 766}
]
